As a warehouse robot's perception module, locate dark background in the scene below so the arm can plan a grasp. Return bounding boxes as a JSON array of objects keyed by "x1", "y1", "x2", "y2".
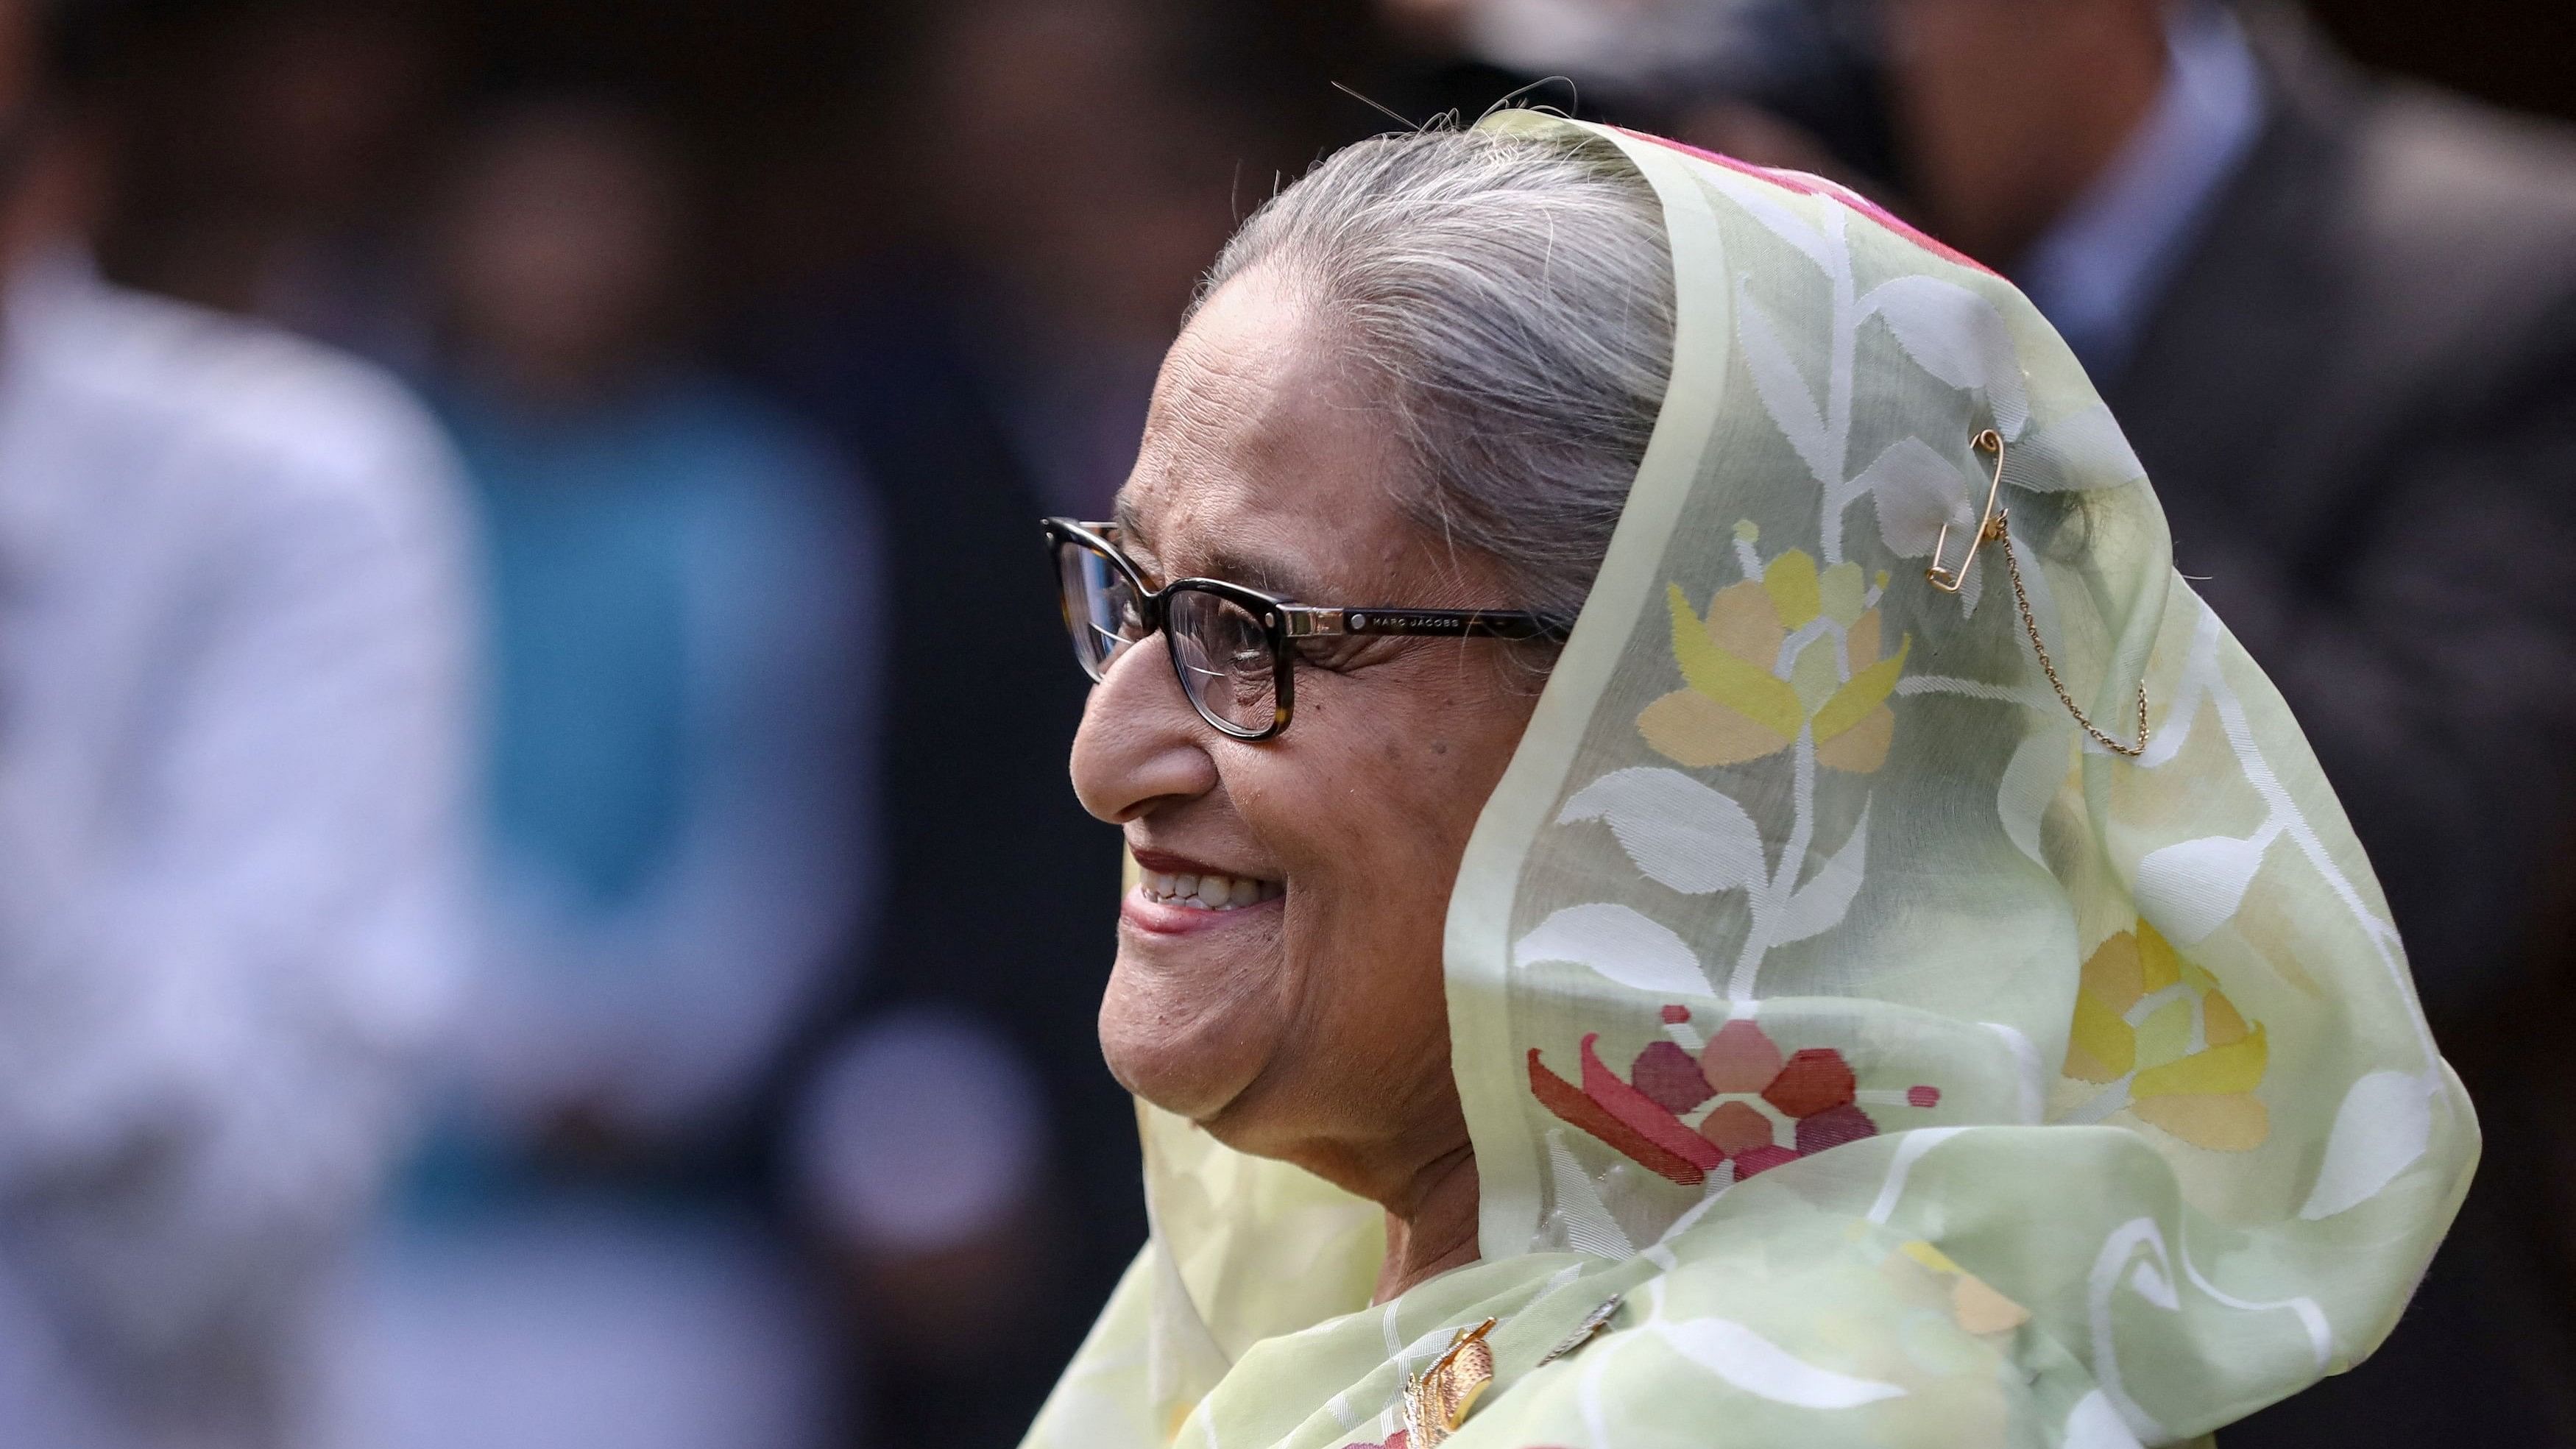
[{"x1": 85, "y1": 0, "x2": 2576, "y2": 329}]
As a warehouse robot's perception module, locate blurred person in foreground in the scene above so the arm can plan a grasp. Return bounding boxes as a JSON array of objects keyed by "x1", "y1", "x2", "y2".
[
  {"x1": 0, "y1": 0, "x2": 475, "y2": 1444},
  {"x1": 317, "y1": 99, "x2": 878, "y2": 1449}
]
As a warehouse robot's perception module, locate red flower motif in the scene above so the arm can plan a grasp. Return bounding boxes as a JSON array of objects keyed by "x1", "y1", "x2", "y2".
[
  {"x1": 1794, "y1": 1103, "x2": 1876, "y2": 1155},
  {"x1": 1632, "y1": 1041, "x2": 1715, "y2": 1114},
  {"x1": 1700, "y1": 1019, "x2": 1783, "y2": 1092},
  {"x1": 1733, "y1": 1144, "x2": 1801, "y2": 1178},
  {"x1": 1699, "y1": 1101, "x2": 1770, "y2": 1155},
  {"x1": 1529, "y1": 1015, "x2": 1941, "y2": 1187},
  {"x1": 1763, "y1": 1049, "x2": 1857, "y2": 1118}
]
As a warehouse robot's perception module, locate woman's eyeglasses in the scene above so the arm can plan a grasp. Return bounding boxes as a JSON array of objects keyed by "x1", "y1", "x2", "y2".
[{"x1": 1044, "y1": 517, "x2": 1570, "y2": 741}]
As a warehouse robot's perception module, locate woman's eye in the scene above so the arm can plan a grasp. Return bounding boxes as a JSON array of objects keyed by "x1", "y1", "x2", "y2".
[{"x1": 1292, "y1": 638, "x2": 1365, "y2": 672}]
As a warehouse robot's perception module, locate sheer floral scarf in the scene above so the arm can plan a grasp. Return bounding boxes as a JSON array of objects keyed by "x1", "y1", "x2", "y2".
[{"x1": 1023, "y1": 112, "x2": 2473, "y2": 1449}]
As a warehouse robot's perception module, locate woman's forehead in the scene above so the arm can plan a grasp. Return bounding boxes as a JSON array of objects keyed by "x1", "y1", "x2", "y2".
[
  {"x1": 1118, "y1": 278, "x2": 1412, "y2": 594},
  {"x1": 1116, "y1": 450, "x2": 1403, "y2": 601},
  {"x1": 1111, "y1": 486, "x2": 1318, "y2": 597},
  {"x1": 1140, "y1": 274, "x2": 1340, "y2": 478}
]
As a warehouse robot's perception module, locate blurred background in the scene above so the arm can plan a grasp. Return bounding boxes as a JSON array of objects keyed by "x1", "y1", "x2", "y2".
[{"x1": 0, "y1": 0, "x2": 2566, "y2": 1446}]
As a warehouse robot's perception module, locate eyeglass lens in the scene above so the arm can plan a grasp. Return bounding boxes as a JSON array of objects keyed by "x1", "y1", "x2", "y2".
[
  {"x1": 1057, "y1": 540, "x2": 1144, "y2": 681},
  {"x1": 1055, "y1": 536, "x2": 1280, "y2": 736},
  {"x1": 1166, "y1": 588, "x2": 1277, "y2": 735}
]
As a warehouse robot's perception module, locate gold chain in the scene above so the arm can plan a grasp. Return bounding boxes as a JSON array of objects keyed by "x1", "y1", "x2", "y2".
[{"x1": 1993, "y1": 513, "x2": 2151, "y2": 758}]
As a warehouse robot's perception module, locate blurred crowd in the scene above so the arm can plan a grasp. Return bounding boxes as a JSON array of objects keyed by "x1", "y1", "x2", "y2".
[{"x1": 0, "y1": 0, "x2": 2565, "y2": 1447}]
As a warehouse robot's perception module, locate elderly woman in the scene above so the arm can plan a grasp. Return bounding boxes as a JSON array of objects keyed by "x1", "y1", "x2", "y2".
[{"x1": 1025, "y1": 113, "x2": 2472, "y2": 1449}]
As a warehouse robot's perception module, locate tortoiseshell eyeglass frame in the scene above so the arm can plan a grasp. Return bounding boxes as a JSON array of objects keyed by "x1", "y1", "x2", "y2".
[{"x1": 1043, "y1": 517, "x2": 1572, "y2": 742}]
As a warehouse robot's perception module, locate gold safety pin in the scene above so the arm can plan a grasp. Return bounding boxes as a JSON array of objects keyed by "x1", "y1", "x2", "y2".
[
  {"x1": 1924, "y1": 428, "x2": 2153, "y2": 757},
  {"x1": 1925, "y1": 428, "x2": 2008, "y2": 594}
]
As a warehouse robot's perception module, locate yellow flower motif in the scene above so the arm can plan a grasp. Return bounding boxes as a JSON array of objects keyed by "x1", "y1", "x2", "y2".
[
  {"x1": 2064, "y1": 922, "x2": 2271, "y2": 1151},
  {"x1": 1638, "y1": 543, "x2": 1909, "y2": 773}
]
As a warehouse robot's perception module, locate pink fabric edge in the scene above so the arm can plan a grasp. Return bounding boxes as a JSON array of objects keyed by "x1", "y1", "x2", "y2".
[{"x1": 1613, "y1": 126, "x2": 2005, "y2": 280}]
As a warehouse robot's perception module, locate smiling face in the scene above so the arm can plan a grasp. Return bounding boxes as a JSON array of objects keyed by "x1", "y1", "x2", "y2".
[{"x1": 1069, "y1": 269, "x2": 1546, "y2": 1200}]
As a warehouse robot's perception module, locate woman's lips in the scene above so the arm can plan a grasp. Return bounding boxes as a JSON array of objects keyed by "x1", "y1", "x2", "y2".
[
  {"x1": 1122, "y1": 885, "x2": 1284, "y2": 935},
  {"x1": 1122, "y1": 854, "x2": 1285, "y2": 935}
]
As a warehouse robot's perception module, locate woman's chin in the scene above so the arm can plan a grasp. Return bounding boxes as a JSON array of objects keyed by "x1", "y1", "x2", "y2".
[
  {"x1": 1100, "y1": 1037, "x2": 1259, "y2": 1123},
  {"x1": 1097, "y1": 949, "x2": 1281, "y2": 1122}
]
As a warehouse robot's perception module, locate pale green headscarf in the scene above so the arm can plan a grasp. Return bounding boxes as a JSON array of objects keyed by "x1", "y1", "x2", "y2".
[{"x1": 1024, "y1": 113, "x2": 2474, "y2": 1449}]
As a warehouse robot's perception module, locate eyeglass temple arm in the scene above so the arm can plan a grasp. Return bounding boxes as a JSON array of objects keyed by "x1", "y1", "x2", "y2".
[{"x1": 1278, "y1": 605, "x2": 1569, "y2": 641}]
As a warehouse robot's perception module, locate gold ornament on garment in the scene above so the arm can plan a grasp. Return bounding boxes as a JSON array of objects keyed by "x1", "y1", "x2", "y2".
[
  {"x1": 1926, "y1": 430, "x2": 2152, "y2": 758},
  {"x1": 1402, "y1": 1318, "x2": 1497, "y2": 1446}
]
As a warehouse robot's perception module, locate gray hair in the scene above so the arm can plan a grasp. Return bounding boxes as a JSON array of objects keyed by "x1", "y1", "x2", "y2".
[{"x1": 1195, "y1": 123, "x2": 1676, "y2": 624}]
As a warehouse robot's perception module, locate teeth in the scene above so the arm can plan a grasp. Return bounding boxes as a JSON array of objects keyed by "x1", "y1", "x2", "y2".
[{"x1": 1136, "y1": 867, "x2": 1284, "y2": 911}]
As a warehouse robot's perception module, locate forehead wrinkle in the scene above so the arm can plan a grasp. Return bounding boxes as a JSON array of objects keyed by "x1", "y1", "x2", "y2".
[
  {"x1": 1122, "y1": 308, "x2": 1289, "y2": 548},
  {"x1": 1126, "y1": 292, "x2": 1306, "y2": 532},
  {"x1": 1168, "y1": 333, "x2": 1309, "y2": 474},
  {"x1": 1123, "y1": 271, "x2": 1441, "y2": 606}
]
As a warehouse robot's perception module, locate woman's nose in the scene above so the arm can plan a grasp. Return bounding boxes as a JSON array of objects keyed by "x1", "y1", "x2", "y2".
[{"x1": 1068, "y1": 640, "x2": 1220, "y2": 824}]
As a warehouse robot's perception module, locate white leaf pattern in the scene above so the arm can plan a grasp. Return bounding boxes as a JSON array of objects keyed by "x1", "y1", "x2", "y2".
[
  {"x1": 2134, "y1": 832, "x2": 2275, "y2": 944},
  {"x1": 1855, "y1": 436, "x2": 1984, "y2": 613},
  {"x1": 1516, "y1": 904, "x2": 1712, "y2": 999},
  {"x1": 1704, "y1": 170, "x2": 1838, "y2": 276},
  {"x1": 1864, "y1": 275, "x2": 2030, "y2": 438},
  {"x1": 2299, "y1": 1070, "x2": 2435, "y2": 1221},
  {"x1": 1772, "y1": 807, "x2": 1869, "y2": 948},
  {"x1": 1737, "y1": 287, "x2": 1836, "y2": 484},
  {"x1": 1561, "y1": 767, "x2": 1767, "y2": 895},
  {"x1": 1652, "y1": 1319, "x2": 1906, "y2": 1409},
  {"x1": 1853, "y1": 438, "x2": 1970, "y2": 553},
  {"x1": 2025, "y1": 403, "x2": 2146, "y2": 488},
  {"x1": 1546, "y1": 1130, "x2": 1639, "y2": 1259},
  {"x1": 2064, "y1": 1392, "x2": 2146, "y2": 1449}
]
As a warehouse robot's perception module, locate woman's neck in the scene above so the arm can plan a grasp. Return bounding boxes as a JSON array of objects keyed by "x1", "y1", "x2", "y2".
[{"x1": 1375, "y1": 1144, "x2": 1481, "y2": 1303}]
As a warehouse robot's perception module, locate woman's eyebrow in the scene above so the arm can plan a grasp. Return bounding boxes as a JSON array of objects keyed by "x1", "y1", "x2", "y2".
[
  {"x1": 1199, "y1": 545, "x2": 1312, "y2": 598},
  {"x1": 1110, "y1": 497, "x2": 1148, "y2": 548},
  {"x1": 1111, "y1": 499, "x2": 1167, "y2": 581},
  {"x1": 1114, "y1": 496, "x2": 1315, "y2": 597}
]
